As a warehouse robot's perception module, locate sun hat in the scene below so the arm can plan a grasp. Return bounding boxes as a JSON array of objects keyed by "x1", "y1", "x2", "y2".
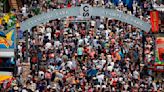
[{"x1": 13, "y1": 86, "x2": 19, "y2": 90}]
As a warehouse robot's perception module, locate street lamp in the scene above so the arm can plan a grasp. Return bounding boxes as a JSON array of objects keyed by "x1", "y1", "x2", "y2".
[{"x1": 14, "y1": 21, "x2": 20, "y2": 76}]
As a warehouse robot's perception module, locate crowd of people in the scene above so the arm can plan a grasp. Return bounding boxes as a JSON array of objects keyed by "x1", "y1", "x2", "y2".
[{"x1": 0, "y1": 0, "x2": 164, "y2": 92}]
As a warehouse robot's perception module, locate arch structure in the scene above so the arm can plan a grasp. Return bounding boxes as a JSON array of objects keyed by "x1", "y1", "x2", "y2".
[{"x1": 20, "y1": 4, "x2": 151, "y2": 32}]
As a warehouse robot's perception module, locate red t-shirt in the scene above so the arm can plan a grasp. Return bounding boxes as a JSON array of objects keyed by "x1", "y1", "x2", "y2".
[
  {"x1": 80, "y1": 30, "x2": 86, "y2": 36},
  {"x1": 67, "y1": 3, "x2": 71, "y2": 8},
  {"x1": 55, "y1": 31, "x2": 60, "y2": 37},
  {"x1": 32, "y1": 56, "x2": 38, "y2": 63}
]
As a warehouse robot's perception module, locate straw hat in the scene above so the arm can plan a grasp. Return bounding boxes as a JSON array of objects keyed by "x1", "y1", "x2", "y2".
[
  {"x1": 93, "y1": 77, "x2": 96, "y2": 80},
  {"x1": 63, "y1": 32, "x2": 68, "y2": 35},
  {"x1": 47, "y1": 69, "x2": 51, "y2": 72},
  {"x1": 13, "y1": 86, "x2": 19, "y2": 90},
  {"x1": 140, "y1": 64, "x2": 144, "y2": 67}
]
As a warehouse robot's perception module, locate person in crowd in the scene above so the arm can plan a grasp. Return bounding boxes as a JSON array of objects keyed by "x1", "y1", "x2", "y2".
[{"x1": 0, "y1": 0, "x2": 163, "y2": 91}]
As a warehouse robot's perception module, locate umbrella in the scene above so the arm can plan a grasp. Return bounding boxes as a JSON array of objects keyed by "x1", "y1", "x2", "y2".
[{"x1": 86, "y1": 69, "x2": 98, "y2": 77}]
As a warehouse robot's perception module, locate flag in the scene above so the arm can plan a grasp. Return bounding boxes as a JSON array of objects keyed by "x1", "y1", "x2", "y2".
[
  {"x1": 112, "y1": 0, "x2": 119, "y2": 6},
  {"x1": 156, "y1": 37, "x2": 164, "y2": 65},
  {"x1": 127, "y1": 0, "x2": 133, "y2": 9},
  {"x1": 150, "y1": 11, "x2": 159, "y2": 33}
]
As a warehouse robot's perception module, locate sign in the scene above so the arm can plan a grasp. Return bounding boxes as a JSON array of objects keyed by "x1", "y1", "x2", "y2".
[
  {"x1": 0, "y1": 51, "x2": 15, "y2": 57},
  {"x1": 19, "y1": 6, "x2": 151, "y2": 32},
  {"x1": 80, "y1": 4, "x2": 91, "y2": 18},
  {"x1": 0, "y1": 28, "x2": 15, "y2": 57},
  {"x1": 150, "y1": 11, "x2": 159, "y2": 33},
  {"x1": 155, "y1": 37, "x2": 164, "y2": 65}
]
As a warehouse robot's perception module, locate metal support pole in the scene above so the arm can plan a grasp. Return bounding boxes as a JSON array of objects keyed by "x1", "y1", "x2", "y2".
[
  {"x1": 25, "y1": 30, "x2": 28, "y2": 62},
  {"x1": 87, "y1": 19, "x2": 89, "y2": 31},
  {"x1": 153, "y1": 34, "x2": 156, "y2": 64},
  {"x1": 14, "y1": 21, "x2": 20, "y2": 76},
  {"x1": 14, "y1": 25, "x2": 19, "y2": 77},
  {"x1": 142, "y1": 30, "x2": 145, "y2": 64}
]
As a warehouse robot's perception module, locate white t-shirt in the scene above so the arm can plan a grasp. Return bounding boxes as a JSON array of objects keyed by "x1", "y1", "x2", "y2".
[
  {"x1": 133, "y1": 70, "x2": 139, "y2": 79},
  {"x1": 96, "y1": 74, "x2": 104, "y2": 84},
  {"x1": 38, "y1": 71, "x2": 44, "y2": 80},
  {"x1": 45, "y1": 42, "x2": 52, "y2": 50},
  {"x1": 100, "y1": 60, "x2": 106, "y2": 66},
  {"x1": 107, "y1": 55, "x2": 112, "y2": 63},
  {"x1": 67, "y1": 61, "x2": 73, "y2": 69},
  {"x1": 93, "y1": 39, "x2": 98, "y2": 47},
  {"x1": 152, "y1": 82, "x2": 157, "y2": 91},
  {"x1": 21, "y1": 6, "x2": 27, "y2": 16},
  {"x1": 105, "y1": 30, "x2": 110, "y2": 40},
  {"x1": 107, "y1": 66, "x2": 113, "y2": 72},
  {"x1": 99, "y1": 24, "x2": 105, "y2": 29},
  {"x1": 84, "y1": 37, "x2": 89, "y2": 44},
  {"x1": 22, "y1": 89, "x2": 28, "y2": 92},
  {"x1": 54, "y1": 41, "x2": 61, "y2": 47},
  {"x1": 124, "y1": 84, "x2": 129, "y2": 90},
  {"x1": 18, "y1": 45, "x2": 22, "y2": 52},
  {"x1": 18, "y1": 45, "x2": 22, "y2": 57},
  {"x1": 91, "y1": 20, "x2": 96, "y2": 27},
  {"x1": 78, "y1": 39, "x2": 83, "y2": 45},
  {"x1": 17, "y1": 66, "x2": 22, "y2": 75},
  {"x1": 46, "y1": 32, "x2": 51, "y2": 40}
]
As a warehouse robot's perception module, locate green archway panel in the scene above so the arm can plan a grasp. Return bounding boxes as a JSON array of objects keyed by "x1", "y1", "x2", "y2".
[{"x1": 20, "y1": 5, "x2": 151, "y2": 32}]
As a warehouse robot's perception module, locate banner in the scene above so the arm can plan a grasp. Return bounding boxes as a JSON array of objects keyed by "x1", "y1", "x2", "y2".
[
  {"x1": 0, "y1": 28, "x2": 15, "y2": 57},
  {"x1": 155, "y1": 37, "x2": 164, "y2": 65},
  {"x1": 150, "y1": 11, "x2": 159, "y2": 33},
  {"x1": 0, "y1": 29, "x2": 15, "y2": 49}
]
